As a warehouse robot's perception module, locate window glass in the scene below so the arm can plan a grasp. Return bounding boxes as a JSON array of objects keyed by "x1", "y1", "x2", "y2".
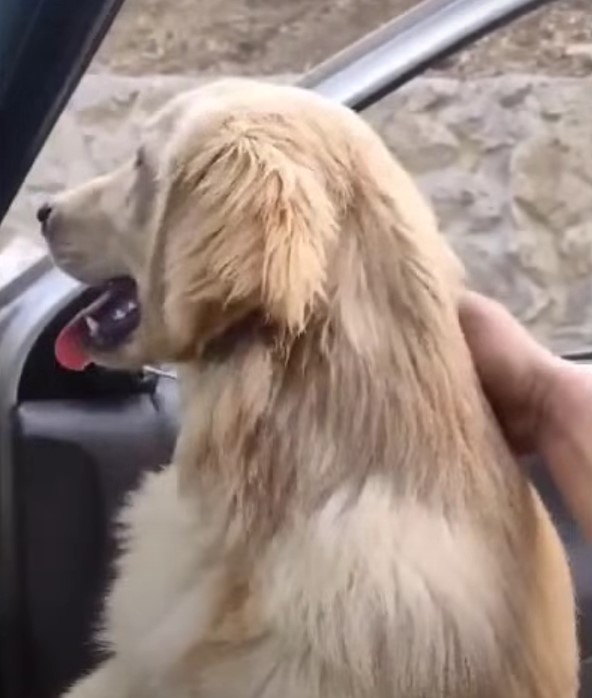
[
  {"x1": 2, "y1": 0, "x2": 590, "y2": 356},
  {"x1": 0, "y1": 0, "x2": 420, "y2": 290},
  {"x1": 364, "y1": 0, "x2": 592, "y2": 353}
]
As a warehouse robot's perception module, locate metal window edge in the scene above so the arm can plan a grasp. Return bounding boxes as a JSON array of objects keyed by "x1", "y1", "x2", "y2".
[{"x1": 299, "y1": 0, "x2": 559, "y2": 110}]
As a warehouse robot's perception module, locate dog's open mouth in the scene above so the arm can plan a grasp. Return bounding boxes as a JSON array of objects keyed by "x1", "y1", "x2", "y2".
[{"x1": 55, "y1": 276, "x2": 140, "y2": 371}]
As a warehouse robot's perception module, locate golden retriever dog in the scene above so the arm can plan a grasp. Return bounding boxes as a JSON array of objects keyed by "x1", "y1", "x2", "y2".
[{"x1": 41, "y1": 78, "x2": 578, "y2": 697}]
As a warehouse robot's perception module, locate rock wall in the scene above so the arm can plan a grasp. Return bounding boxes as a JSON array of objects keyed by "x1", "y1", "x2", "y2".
[
  {"x1": 366, "y1": 76, "x2": 592, "y2": 353},
  {"x1": 3, "y1": 74, "x2": 592, "y2": 353}
]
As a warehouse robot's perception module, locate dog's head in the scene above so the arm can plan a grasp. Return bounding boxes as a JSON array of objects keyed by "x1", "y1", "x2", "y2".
[{"x1": 42, "y1": 78, "x2": 459, "y2": 371}]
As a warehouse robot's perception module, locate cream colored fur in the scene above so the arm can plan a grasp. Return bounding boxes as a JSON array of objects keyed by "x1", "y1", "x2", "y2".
[{"x1": 45, "y1": 78, "x2": 579, "y2": 698}]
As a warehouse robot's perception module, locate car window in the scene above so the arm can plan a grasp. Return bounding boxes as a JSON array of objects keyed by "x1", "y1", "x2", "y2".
[
  {"x1": 363, "y1": 0, "x2": 591, "y2": 354},
  {"x1": 2, "y1": 0, "x2": 589, "y2": 356},
  {"x1": 0, "y1": 0, "x2": 420, "y2": 292}
]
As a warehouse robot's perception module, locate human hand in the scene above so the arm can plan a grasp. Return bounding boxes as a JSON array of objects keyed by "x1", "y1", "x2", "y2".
[
  {"x1": 459, "y1": 291, "x2": 558, "y2": 454},
  {"x1": 459, "y1": 291, "x2": 592, "y2": 537}
]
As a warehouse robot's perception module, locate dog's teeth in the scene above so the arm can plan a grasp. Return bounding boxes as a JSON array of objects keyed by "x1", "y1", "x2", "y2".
[{"x1": 85, "y1": 316, "x2": 99, "y2": 335}]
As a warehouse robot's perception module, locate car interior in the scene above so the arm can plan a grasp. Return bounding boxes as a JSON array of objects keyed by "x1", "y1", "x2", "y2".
[
  {"x1": 14, "y1": 294, "x2": 179, "y2": 698},
  {"x1": 0, "y1": 1, "x2": 590, "y2": 697}
]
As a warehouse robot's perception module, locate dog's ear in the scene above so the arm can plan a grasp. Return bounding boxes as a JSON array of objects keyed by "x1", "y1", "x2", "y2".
[
  {"x1": 165, "y1": 117, "x2": 338, "y2": 340},
  {"x1": 256, "y1": 148, "x2": 338, "y2": 333}
]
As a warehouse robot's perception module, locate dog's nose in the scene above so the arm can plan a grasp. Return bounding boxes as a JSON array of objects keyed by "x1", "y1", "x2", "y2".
[
  {"x1": 37, "y1": 203, "x2": 53, "y2": 225},
  {"x1": 37, "y1": 203, "x2": 54, "y2": 236}
]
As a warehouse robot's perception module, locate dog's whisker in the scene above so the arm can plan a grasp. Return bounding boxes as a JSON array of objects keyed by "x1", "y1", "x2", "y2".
[{"x1": 144, "y1": 365, "x2": 177, "y2": 381}]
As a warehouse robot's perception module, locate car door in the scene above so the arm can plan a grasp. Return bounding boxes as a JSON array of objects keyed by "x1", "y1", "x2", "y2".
[{"x1": 1, "y1": 1, "x2": 589, "y2": 697}]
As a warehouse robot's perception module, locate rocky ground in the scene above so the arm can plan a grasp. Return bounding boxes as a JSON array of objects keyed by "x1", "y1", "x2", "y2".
[{"x1": 94, "y1": 0, "x2": 591, "y2": 78}]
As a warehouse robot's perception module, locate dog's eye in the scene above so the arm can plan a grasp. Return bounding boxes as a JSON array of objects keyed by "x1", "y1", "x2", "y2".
[{"x1": 134, "y1": 147, "x2": 145, "y2": 170}]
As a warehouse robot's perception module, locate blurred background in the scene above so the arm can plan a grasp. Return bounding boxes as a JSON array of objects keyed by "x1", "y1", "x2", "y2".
[{"x1": 2, "y1": 0, "x2": 591, "y2": 352}]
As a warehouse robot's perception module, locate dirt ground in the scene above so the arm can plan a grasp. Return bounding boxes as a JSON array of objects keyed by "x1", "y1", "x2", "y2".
[{"x1": 94, "y1": 0, "x2": 592, "y2": 78}]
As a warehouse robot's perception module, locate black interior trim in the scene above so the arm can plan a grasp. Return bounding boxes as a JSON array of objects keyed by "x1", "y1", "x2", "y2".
[
  {"x1": 16, "y1": 388, "x2": 178, "y2": 698},
  {"x1": 18, "y1": 285, "x2": 158, "y2": 402},
  {"x1": 562, "y1": 349, "x2": 592, "y2": 364}
]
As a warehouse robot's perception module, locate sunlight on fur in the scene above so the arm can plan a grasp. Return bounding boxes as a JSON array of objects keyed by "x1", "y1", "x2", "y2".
[{"x1": 45, "y1": 78, "x2": 578, "y2": 698}]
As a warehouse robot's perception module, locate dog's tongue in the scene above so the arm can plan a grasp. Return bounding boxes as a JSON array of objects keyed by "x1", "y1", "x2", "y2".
[
  {"x1": 53, "y1": 277, "x2": 140, "y2": 372},
  {"x1": 55, "y1": 321, "x2": 91, "y2": 371}
]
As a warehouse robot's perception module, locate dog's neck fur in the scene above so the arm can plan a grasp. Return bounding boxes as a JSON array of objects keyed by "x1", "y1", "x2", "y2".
[{"x1": 172, "y1": 195, "x2": 522, "y2": 547}]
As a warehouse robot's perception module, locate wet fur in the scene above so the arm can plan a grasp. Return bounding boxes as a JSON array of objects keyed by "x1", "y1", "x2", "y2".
[{"x1": 48, "y1": 79, "x2": 579, "y2": 697}]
